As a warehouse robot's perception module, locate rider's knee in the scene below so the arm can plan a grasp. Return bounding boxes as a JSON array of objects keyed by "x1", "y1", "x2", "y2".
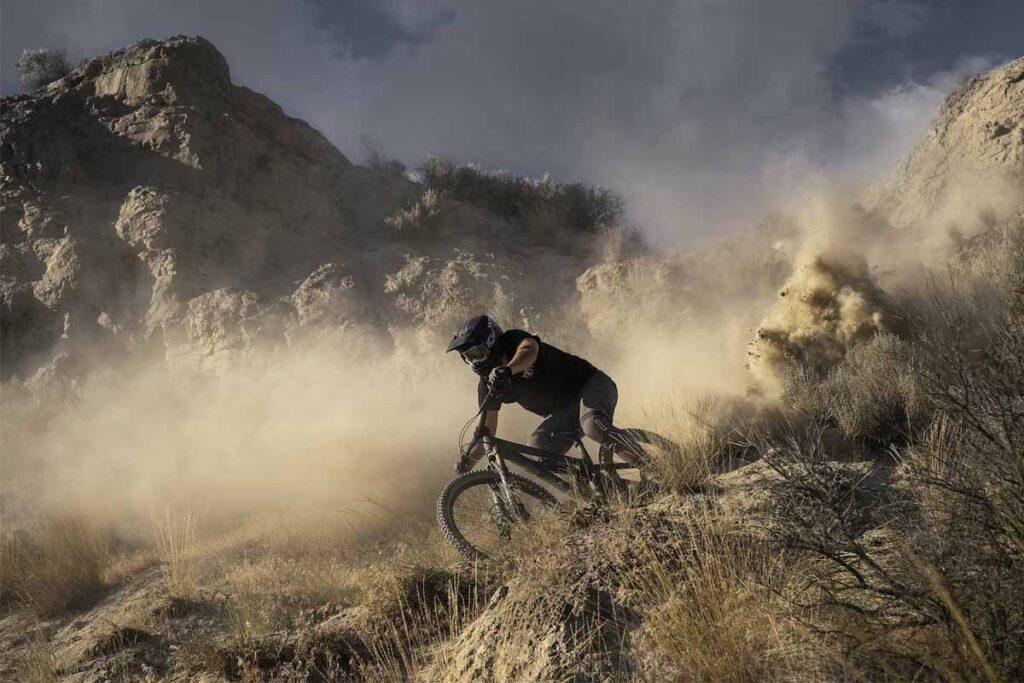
[{"x1": 581, "y1": 411, "x2": 612, "y2": 443}]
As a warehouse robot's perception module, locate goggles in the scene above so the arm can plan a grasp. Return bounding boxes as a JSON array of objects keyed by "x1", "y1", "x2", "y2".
[{"x1": 459, "y1": 343, "x2": 490, "y2": 365}]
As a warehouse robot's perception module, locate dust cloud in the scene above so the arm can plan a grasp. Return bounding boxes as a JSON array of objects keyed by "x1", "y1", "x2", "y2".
[
  {"x1": 0, "y1": 194, "x2": 1016, "y2": 541},
  {"x1": 2, "y1": 287, "x2": 770, "y2": 536},
  {"x1": 1, "y1": 339, "x2": 484, "y2": 532},
  {"x1": 747, "y1": 199, "x2": 893, "y2": 389}
]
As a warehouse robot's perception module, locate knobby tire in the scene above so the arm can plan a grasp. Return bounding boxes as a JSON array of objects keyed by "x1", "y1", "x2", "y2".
[{"x1": 437, "y1": 470, "x2": 558, "y2": 560}]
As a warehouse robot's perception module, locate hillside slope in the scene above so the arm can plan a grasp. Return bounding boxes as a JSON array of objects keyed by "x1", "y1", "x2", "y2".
[
  {"x1": 868, "y1": 56, "x2": 1024, "y2": 229},
  {"x1": 0, "y1": 36, "x2": 604, "y2": 382}
]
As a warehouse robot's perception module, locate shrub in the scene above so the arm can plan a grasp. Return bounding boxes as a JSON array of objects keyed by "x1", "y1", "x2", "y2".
[
  {"x1": 756, "y1": 304, "x2": 1024, "y2": 679},
  {"x1": 783, "y1": 333, "x2": 925, "y2": 444},
  {"x1": 910, "y1": 308, "x2": 1024, "y2": 678},
  {"x1": 420, "y1": 156, "x2": 623, "y2": 231},
  {"x1": 2, "y1": 515, "x2": 111, "y2": 615},
  {"x1": 16, "y1": 48, "x2": 72, "y2": 91},
  {"x1": 359, "y1": 134, "x2": 406, "y2": 176},
  {"x1": 750, "y1": 428, "x2": 961, "y2": 679},
  {"x1": 384, "y1": 188, "x2": 442, "y2": 233}
]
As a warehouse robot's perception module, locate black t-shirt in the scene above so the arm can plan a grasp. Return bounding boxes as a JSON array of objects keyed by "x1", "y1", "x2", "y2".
[{"x1": 477, "y1": 329, "x2": 597, "y2": 416}]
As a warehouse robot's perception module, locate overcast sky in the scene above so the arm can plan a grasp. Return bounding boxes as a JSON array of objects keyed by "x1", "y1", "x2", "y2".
[{"x1": 2, "y1": 0, "x2": 1022, "y2": 244}]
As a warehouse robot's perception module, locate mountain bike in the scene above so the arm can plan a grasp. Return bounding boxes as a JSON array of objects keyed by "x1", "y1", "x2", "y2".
[{"x1": 436, "y1": 390, "x2": 675, "y2": 559}]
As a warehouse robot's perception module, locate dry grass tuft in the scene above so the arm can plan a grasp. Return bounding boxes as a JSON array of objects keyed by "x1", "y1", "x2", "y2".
[
  {"x1": 643, "y1": 396, "x2": 723, "y2": 492},
  {"x1": 225, "y1": 555, "x2": 358, "y2": 614},
  {"x1": 226, "y1": 589, "x2": 277, "y2": 652},
  {"x1": 384, "y1": 187, "x2": 442, "y2": 233},
  {"x1": 626, "y1": 508, "x2": 804, "y2": 681},
  {"x1": 14, "y1": 641, "x2": 59, "y2": 683},
  {"x1": 355, "y1": 569, "x2": 487, "y2": 681},
  {"x1": 640, "y1": 394, "x2": 775, "y2": 493},
  {"x1": 154, "y1": 508, "x2": 200, "y2": 599},
  {"x1": 597, "y1": 223, "x2": 648, "y2": 263},
  {"x1": 2, "y1": 515, "x2": 111, "y2": 615}
]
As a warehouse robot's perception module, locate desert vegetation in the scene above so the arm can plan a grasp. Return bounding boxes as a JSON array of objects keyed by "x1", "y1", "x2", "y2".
[
  {"x1": 419, "y1": 156, "x2": 624, "y2": 230},
  {"x1": 383, "y1": 156, "x2": 627, "y2": 241},
  {"x1": 1, "y1": 515, "x2": 112, "y2": 618},
  {"x1": 359, "y1": 135, "x2": 407, "y2": 177},
  {"x1": 15, "y1": 48, "x2": 72, "y2": 91}
]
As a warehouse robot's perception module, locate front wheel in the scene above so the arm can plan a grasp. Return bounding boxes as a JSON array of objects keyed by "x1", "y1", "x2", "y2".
[{"x1": 437, "y1": 470, "x2": 558, "y2": 560}]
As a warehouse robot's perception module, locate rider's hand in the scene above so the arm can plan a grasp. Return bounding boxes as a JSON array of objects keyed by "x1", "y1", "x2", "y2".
[{"x1": 488, "y1": 365, "x2": 511, "y2": 396}]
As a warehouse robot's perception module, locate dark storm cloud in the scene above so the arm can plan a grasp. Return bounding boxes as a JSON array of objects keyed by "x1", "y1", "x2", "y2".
[
  {"x1": 831, "y1": 0, "x2": 1024, "y2": 95},
  {"x1": 306, "y1": 0, "x2": 453, "y2": 59},
  {"x1": 2, "y1": 0, "x2": 1020, "y2": 242}
]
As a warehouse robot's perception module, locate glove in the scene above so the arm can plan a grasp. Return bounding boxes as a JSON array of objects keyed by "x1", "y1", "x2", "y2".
[
  {"x1": 488, "y1": 365, "x2": 512, "y2": 397},
  {"x1": 455, "y1": 455, "x2": 473, "y2": 474}
]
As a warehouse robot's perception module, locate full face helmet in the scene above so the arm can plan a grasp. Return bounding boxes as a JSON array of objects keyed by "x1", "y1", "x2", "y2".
[{"x1": 446, "y1": 315, "x2": 503, "y2": 372}]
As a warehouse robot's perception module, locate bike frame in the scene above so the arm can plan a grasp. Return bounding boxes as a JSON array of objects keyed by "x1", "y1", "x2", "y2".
[{"x1": 468, "y1": 403, "x2": 632, "y2": 500}]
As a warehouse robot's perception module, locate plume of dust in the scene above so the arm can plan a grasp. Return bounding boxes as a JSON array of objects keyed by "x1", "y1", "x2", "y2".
[
  {"x1": 0, "y1": 335, "x2": 504, "y2": 539},
  {"x1": 747, "y1": 198, "x2": 893, "y2": 392},
  {"x1": 12, "y1": 186, "x2": 1008, "y2": 539},
  {"x1": 2, "y1": 294, "x2": 771, "y2": 544}
]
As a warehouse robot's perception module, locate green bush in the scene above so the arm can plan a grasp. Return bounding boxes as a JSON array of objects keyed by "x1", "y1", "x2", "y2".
[
  {"x1": 16, "y1": 48, "x2": 72, "y2": 91},
  {"x1": 420, "y1": 156, "x2": 623, "y2": 231}
]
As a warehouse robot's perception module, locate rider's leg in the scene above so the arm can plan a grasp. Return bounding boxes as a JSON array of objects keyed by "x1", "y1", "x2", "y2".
[
  {"x1": 527, "y1": 406, "x2": 578, "y2": 455},
  {"x1": 577, "y1": 371, "x2": 643, "y2": 465}
]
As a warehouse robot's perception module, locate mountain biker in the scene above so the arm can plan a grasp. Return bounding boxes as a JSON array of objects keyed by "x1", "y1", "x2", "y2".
[{"x1": 446, "y1": 314, "x2": 638, "y2": 473}]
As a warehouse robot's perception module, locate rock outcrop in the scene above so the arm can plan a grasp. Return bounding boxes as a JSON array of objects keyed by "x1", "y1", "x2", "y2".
[
  {"x1": 3, "y1": 38, "x2": 1023, "y2": 385},
  {"x1": 0, "y1": 37, "x2": 599, "y2": 380},
  {"x1": 869, "y1": 57, "x2": 1024, "y2": 230}
]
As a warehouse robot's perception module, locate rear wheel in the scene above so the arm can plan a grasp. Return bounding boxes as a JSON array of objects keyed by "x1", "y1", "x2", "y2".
[
  {"x1": 599, "y1": 428, "x2": 676, "y2": 495},
  {"x1": 437, "y1": 470, "x2": 558, "y2": 560}
]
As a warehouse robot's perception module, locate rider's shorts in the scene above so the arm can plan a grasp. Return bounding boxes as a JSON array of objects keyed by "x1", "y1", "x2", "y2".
[{"x1": 528, "y1": 370, "x2": 618, "y2": 454}]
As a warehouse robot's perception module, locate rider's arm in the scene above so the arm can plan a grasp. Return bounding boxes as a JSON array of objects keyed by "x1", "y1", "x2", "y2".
[
  {"x1": 505, "y1": 338, "x2": 539, "y2": 375},
  {"x1": 469, "y1": 410, "x2": 499, "y2": 460}
]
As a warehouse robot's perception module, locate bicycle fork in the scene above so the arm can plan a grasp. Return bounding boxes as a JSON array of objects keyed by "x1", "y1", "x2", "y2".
[{"x1": 485, "y1": 442, "x2": 531, "y2": 524}]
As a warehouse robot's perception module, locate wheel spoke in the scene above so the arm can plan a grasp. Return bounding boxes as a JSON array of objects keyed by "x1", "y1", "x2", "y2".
[{"x1": 440, "y1": 472, "x2": 558, "y2": 559}]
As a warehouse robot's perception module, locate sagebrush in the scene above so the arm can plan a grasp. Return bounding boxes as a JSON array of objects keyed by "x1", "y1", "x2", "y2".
[{"x1": 16, "y1": 48, "x2": 72, "y2": 91}]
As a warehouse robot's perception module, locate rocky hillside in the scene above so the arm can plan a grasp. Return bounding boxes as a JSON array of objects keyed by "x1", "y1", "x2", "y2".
[
  {"x1": 0, "y1": 36, "x2": 607, "y2": 382},
  {"x1": 868, "y1": 56, "x2": 1024, "y2": 229},
  {"x1": 6, "y1": 39, "x2": 1022, "y2": 387}
]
